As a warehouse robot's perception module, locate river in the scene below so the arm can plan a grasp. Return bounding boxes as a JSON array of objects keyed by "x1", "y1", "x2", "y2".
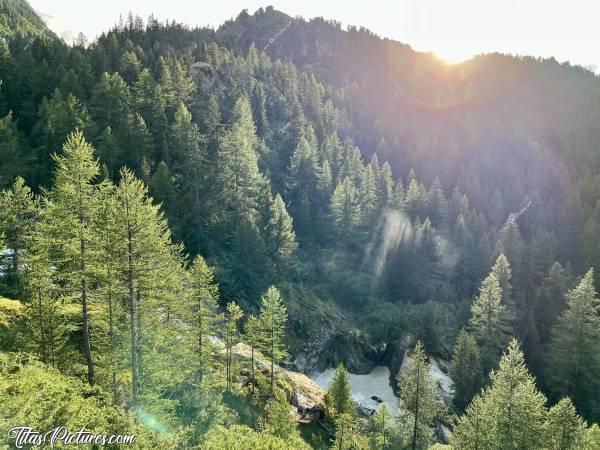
[{"x1": 310, "y1": 366, "x2": 401, "y2": 416}]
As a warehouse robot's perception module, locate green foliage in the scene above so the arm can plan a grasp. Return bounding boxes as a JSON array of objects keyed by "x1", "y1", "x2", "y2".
[
  {"x1": 452, "y1": 340, "x2": 548, "y2": 450},
  {"x1": 0, "y1": 0, "x2": 54, "y2": 39},
  {"x1": 261, "y1": 391, "x2": 303, "y2": 445},
  {"x1": 324, "y1": 362, "x2": 355, "y2": 421},
  {"x1": 449, "y1": 330, "x2": 482, "y2": 411},
  {"x1": 368, "y1": 402, "x2": 395, "y2": 449},
  {"x1": 543, "y1": 398, "x2": 586, "y2": 450},
  {"x1": 224, "y1": 301, "x2": 244, "y2": 390},
  {"x1": 332, "y1": 412, "x2": 369, "y2": 450},
  {"x1": 0, "y1": 353, "x2": 169, "y2": 449},
  {"x1": 0, "y1": 176, "x2": 37, "y2": 296},
  {"x1": 258, "y1": 286, "x2": 288, "y2": 394},
  {"x1": 398, "y1": 341, "x2": 446, "y2": 450},
  {"x1": 203, "y1": 424, "x2": 310, "y2": 450},
  {"x1": 185, "y1": 255, "x2": 220, "y2": 370},
  {"x1": 546, "y1": 269, "x2": 600, "y2": 421},
  {"x1": 469, "y1": 272, "x2": 512, "y2": 373}
]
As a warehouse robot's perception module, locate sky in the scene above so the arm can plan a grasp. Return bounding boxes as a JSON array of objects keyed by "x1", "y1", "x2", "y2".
[{"x1": 28, "y1": 0, "x2": 600, "y2": 71}]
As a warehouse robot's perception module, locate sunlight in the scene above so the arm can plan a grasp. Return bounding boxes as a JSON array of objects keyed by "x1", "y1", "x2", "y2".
[{"x1": 431, "y1": 48, "x2": 470, "y2": 65}]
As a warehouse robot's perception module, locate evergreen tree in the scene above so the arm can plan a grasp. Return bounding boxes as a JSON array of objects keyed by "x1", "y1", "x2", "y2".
[
  {"x1": 491, "y1": 253, "x2": 513, "y2": 310},
  {"x1": 330, "y1": 177, "x2": 360, "y2": 239},
  {"x1": 469, "y1": 272, "x2": 512, "y2": 373},
  {"x1": 546, "y1": 269, "x2": 600, "y2": 420},
  {"x1": 368, "y1": 402, "x2": 394, "y2": 450},
  {"x1": 544, "y1": 398, "x2": 586, "y2": 450},
  {"x1": 267, "y1": 193, "x2": 297, "y2": 264},
  {"x1": 113, "y1": 168, "x2": 182, "y2": 401},
  {"x1": 534, "y1": 262, "x2": 573, "y2": 344},
  {"x1": 244, "y1": 314, "x2": 261, "y2": 389},
  {"x1": 34, "y1": 89, "x2": 91, "y2": 185},
  {"x1": 217, "y1": 96, "x2": 267, "y2": 226},
  {"x1": 324, "y1": 362, "x2": 355, "y2": 421},
  {"x1": 584, "y1": 424, "x2": 600, "y2": 450},
  {"x1": 0, "y1": 176, "x2": 38, "y2": 296},
  {"x1": 452, "y1": 340, "x2": 547, "y2": 450},
  {"x1": 21, "y1": 225, "x2": 71, "y2": 368},
  {"x1": 449, "y1": 329, "x2": 482, "y2": 411},
  {"x1": 332, "y1": 412, "x2": 368, "y2": 450},
  {"x1": 89, "y1": 72, "x2": 130, "y2": 132},
  {"x1": 0, "y1": 112, "x2": 31, "y2": 188},
  {"x1": 262, "y1": 392, "x2": 302, "y2": 443},
  {"x1": 45, "y1": 131, "x2": 102, "y2": 386},
  {"x1": 359, "y1": 163, "x2": 379, "y2": 227},
  {"x1": 258, "y1": 286, "x2": 287, "y2": 394},
  {"x1": 397, "y1": 341, "x2": 445, "y2": 450},
  {"x1": 223, "y1": 301, "x2": 243, "y2": 389},
  {"x1": 187, "y1": 255, "x2": 219, "y2": 370}
]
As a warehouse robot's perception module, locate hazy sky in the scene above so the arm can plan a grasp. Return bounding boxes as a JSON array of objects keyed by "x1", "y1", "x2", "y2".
[{"x1": 29, "y1": 0, "x2": 600, "y2": 70}]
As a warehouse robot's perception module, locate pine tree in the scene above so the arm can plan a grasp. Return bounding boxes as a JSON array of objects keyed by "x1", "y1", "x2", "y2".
[
  {"x1": 223, "y1": 301, "x2": 243, "y2": 389},
  {"x1": 45, "y1": 131, "x2": 102, "y2": 386},
  {"x1": 94, "y1": 182, "x2": 122, "y2": 399},
  {"x1": 258, "y1": 286, "x2": 288, "y2": 394},
  {"x1": 469, "y1": 272, "x2": 512, "y2": 373},
  {"x1": 34, "y1": 89, "x2": 91, "y2": 185},
  {"x1": 21, "y1": 225, "x2": 71, "y2": 368},
  {"x1": 89, "y1": 72, "x2": 130, "y2": 132},
  {"x1": 495, "y1": 213, "x2": 524, "y2": 291},
  {"x1": 0, "y1": 112, "x2": 31, "y2": 189},
  {"x1": 544, "y1": 398, "x2": 586, "y2": 450},
  {"x1": 244, "y1": 314, "x2": 261, "y2": 389},
  {"x1": 0, "y1": 176, "x2": 37, "y2": 296},
  {"x1": 369, "y1": 402, "x2": 394, "y2": 449},
  {"x1": 287, "y1": 128, "x2": 321, "y2": 234},
  {"x1": 330, "y1": 177, "x2": 360, "y2": 239},
  {"x1": 534, "y1": 262, "x2": 573, "y2": 344},
  {"x1": 449, "y1": 329, "x2": 482, "y2": 411},
  {"x1": 170, "y1": 102, "x2": 205, "y2": 170},
  {"x1": 546, "y1": 269, "x2": 600, "y2": 420},
  {"x1": 427, "y1": 177, "x2": 447, "y2": 226},
  {"x1": 491, "y1": 253, "x2": 513, "y2": 310},
  {"x1": 584, "y1": 424, "x2": 600, "y2": 450},
  {"x1": 217, "y1": 96, "x2": 267, "y2": 226},
  {"x1": 359, "y1": 163, "x2": 379, "y2": 227},
  {"x1": 452, "y1": 340, "x2": 547, "y2": 450},
  {"x1": 398, "y1": 341, "x2": 445, "y2": 450},
  {"x1": 187, "y1": 255, "x2": 219, "y2": 370},
  {"x1": 267, "y1": 194, "x2": 297, "y2": 263},
  {"x1": 332, "y1": 412, "x2": 367, "y2": 450},
  {"x1": 324, "y1": 363, "x2": 355, "y2": 421},
  {"x1": 113, "y1": 168, "x2": 182, "y2": 401},
  {"x1": 262, "y1": 392, "x2": 302, "y2": 443}
]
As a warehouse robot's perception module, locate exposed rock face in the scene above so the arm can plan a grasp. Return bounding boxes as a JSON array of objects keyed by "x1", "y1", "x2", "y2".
[
  {"x1": 396, "y1": 350, "x2": 455, "y2": 402},
  {"x1": 382, "y1": 334, "x2": 415, "y2": 394},
  {"x1": 295, "y1": 324, "x2": 384, "y2": 374},
  {"x1": 228, "y1": 343, "x2": 325, "y2": 423}
]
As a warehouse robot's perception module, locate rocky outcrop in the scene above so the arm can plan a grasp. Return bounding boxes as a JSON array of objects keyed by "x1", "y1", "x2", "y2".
[
  {"x1": 295, "y1": 324, "x2": 385, "y2": 374},
  {"x1": 228, "y1": 343, "x2": 325, "y2": 423}
]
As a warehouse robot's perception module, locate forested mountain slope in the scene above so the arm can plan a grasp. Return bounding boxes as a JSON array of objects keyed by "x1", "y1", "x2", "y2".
[
  {"x1": 1, "y1": 3, "x2": 600, "y2": 448},
  {"x1": 0, "y1": 0, "x2": 54, "y2": 39}
]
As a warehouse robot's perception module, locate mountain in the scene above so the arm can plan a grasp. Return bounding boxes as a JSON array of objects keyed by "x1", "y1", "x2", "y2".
[
  {"x1": 219, "y1": 8, "x2": 600, "y2": 213},
  {"x1": 1, "y1": 3, "x2": 600, "y2": 447},
  {"x1": 0, "y1": 0, "x2": 54, "y2": 39}
]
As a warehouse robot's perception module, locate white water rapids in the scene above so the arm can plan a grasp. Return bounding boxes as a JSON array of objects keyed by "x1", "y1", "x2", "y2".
[{"x1": 310, "y1": 366, "x2": 401, "y2": 416}]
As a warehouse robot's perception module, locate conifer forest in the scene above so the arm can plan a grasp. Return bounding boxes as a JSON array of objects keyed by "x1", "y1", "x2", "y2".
[{"x1": 1, "y1": 1, "x2": 600, "y2": 448}]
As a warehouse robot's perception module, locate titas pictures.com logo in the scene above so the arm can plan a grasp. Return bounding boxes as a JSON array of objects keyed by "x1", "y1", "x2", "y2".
[{"x1": 8, "y1": 426, "x2": 136, "y2": 448}]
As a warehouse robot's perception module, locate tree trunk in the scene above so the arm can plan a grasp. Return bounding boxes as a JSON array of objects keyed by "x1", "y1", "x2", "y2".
[
  {"x1": 81, "y1": 234, "x2": 94, "y2": 385},
  {"x1": 412, "y1": 363, "x2": 421, "y2": 450}
]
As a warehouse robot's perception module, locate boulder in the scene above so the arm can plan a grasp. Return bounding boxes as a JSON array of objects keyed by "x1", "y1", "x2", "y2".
[{"x1": 227, "y1": 342, "x2": 326, "y2": 423}]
